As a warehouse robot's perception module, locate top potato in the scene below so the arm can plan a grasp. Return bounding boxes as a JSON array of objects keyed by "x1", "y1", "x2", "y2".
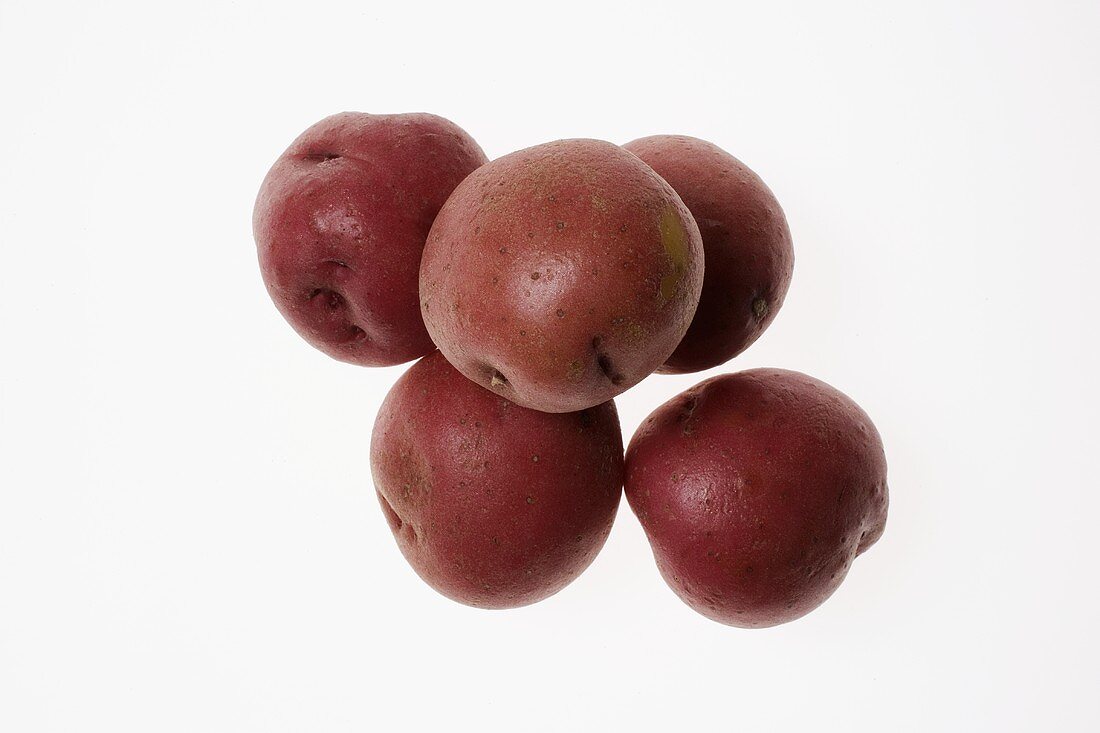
[
  {"x1": 419, "y1": 139, "x2": 704, "y2": 413},
  {"x1": 254, "y1": 112, "x2": 487, "y2": 366}
]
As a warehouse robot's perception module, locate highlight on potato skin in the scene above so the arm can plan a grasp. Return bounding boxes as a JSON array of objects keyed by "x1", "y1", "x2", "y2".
[
  {"x1": 253, "y1": 112, "x2": 487, "y2": 367},
  {"x1": 624, "y1": 135, "x2": 794, "y2": 374},
  {"x1": 370, "y1": 351, "x2": 624, "y2": 609},
  {"x1": 624, "y1": 368, "x2": 887, "y2": 628},
  {"x1": 419, "y1": 138, "x2": 704, "y2": 414}
]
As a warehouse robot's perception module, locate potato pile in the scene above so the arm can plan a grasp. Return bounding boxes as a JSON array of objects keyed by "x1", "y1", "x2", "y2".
[{"x1": 254, "y1": 112, "x2": 888, "y2": 628}]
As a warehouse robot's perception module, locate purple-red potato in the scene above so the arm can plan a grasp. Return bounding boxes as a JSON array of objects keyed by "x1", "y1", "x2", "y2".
[
  {"x1": 370, "y1": 351, "x2": 624, "y2": 609},
  {"x1": 254, "y1": 112, "x2": 487, "y2": 366},
  {"x1": 625, "y1": 369, "x2": 888, "y2": 627},
  {"x1": 624, "y1": 135, "x2": 793, "y2": 374},
  {"x1": 419, "y1": 139, "x2": 704, "y2": 413}
]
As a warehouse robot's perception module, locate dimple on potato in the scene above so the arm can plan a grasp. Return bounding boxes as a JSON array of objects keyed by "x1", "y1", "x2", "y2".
[
  {"x1": 624, "y1": 135, "x2": 793, "y2": 373},
  {"x1": 419, "y1": 139, "x2": 704, "y2": 413},
  {"x1": 370, "y1": 351, "x2": 624, "y2": 609},
  {"x1": 625, "y1": 368, "x2": 888, "y2": 627},
  {"x1": 254, "y1": 112, "x2": 486, "y2": 366}
]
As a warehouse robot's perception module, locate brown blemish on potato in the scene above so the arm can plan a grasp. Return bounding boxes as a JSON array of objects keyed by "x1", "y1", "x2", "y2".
[
  {"x1": 300, "y1": 152, "x2": 341, "y2": 163},
  {"x1": 591, "y1": 337, "x2": 624, "y2": 385},
  {"x1": 566, "y1": 359, "x2": 584, "y2": 381},
  {"x1": 752, "y1": 297, "x2": 769, "y2": 319},
  {"x1": 597, "y1": 354, "x2": 622, "y2": 385},
  {"x1": 378, "y1": 491, "x2": 419, "y2": 542},
  {"x1": 658, "y1": 207, "x2": 689, "y2": 301},
  {"x1": 680, "y1": 395, "x2": 699, "y2": 435},
  {"x1": 377, "y1": 491, "x2": 403, "y2": 531}
]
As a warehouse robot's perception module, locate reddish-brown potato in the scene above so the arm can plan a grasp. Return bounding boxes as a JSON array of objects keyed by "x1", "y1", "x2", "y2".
[
  {"x1": 625, "y1": 369, "x2": 887, "y2": 627},
  {"x1": 254, "y1": 112, "x2": 487, "y2": 366},
  {"x1": 419, "y1": 139, "x2": 704, "y2": 413},
  {"x1": 624, "y1": 135, "x2": 793, "y2": 373},
  {"x1": 370, "y1": 351, "x2": 624, "y2": 609}
]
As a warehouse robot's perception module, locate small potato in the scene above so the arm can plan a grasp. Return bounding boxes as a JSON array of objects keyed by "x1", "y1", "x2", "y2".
[
  {"x1": 419, "y1": 139, "x2": 704, "y2": 413},
  {"x1": 624, "y1": 135, "x2": 793, "y2": 373},
  {"x1": 254, "y1": 112, "x2": 486, "y2": 366},
  {"x1": 370, "y1": 351, "x2": 624, "y2": 609},
  {"x1": 625, "y1": 369, "x2": 888, "y2": 627}
]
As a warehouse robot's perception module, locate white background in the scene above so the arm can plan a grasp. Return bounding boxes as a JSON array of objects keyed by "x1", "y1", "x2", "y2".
[{"x1": 2, "y1": 1, "x2": 1098, "y2": 730}]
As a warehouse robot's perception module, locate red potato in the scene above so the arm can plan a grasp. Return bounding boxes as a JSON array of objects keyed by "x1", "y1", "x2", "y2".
[
  {"x1": 419, "y1": 139, "x2": 704, "y2": 413},
  {"x1": 370, "y1": 351, "x2": 624, "y2": 609},
  {"x1": 254, "y1": 112, "x2": 487, "y2": 366},
  {"x1": 625, "y1": 369, "x2": 888, "y2": 627},
  {"x1": 624, "y1": 135, "x2": 793, "y2": 373}
]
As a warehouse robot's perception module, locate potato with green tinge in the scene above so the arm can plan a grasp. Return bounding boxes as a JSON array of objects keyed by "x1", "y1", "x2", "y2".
[
  {"x1": 625, "y1": 368, "x2": 888, "y2": 627},
  {"x1": 419, "y1": 139, "x2": 704, "y2": 413},
  {"x1": 370, "y1": 351, "x2": 624, "y2": 609},
  {"x1": 254, "y1": 112, "x2": 487, "y2": 366},
  {"x1": 624, "y1": 135, "x2": 793, "y2": 373}
]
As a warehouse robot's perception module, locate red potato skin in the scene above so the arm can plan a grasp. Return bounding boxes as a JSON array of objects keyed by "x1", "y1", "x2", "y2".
[
  {"x1": 623, "y1": 136, "x2": 794, "y2": 374},
  {"x1": 370, "y1": 351, "x2": 624, "y2": 609},
  {"x1": 254, "y1": 112, "x2": 487, "y2": 366},
  {"x1": 625, "y1": 369, "x2": 887, "y2": 627},
  {"x1": 419, "y1": 139, "x2": 704, "y2": 413}
]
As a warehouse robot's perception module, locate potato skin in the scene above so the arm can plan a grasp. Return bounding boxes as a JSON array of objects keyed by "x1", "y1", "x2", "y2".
[
  {"x1": 419, "y1": 139, "x2": 704, "y2": 413},
  {"x1": 624, "y1": 369, "x2": 887, "y2": 627},
  {"x1": 254, "y1": 112, "x2": 487, "y2": 366},
  {"x1": 370, "y1": 351, "x2": 624, "y2": 609},
  {"x1": 623, "y1": 136, "x2": 793, "y2": 374}
]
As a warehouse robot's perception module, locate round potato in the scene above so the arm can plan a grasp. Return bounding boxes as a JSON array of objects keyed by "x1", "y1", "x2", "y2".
[
  {"x1": 419, "y1": 139, "x2": 704, "y2": 413},
  {"x1": 624, "y1": 135, "x2": 793, "y2": 373},
  {"x1": 625, "y1": 368, "x2": 888, "y2": 627},
  {"x1": 370, "y1": 351, "x2": 624, "y2": 609},
  {"x1": 254, "y1": 112, "x2": 487, "y2": 366}
]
